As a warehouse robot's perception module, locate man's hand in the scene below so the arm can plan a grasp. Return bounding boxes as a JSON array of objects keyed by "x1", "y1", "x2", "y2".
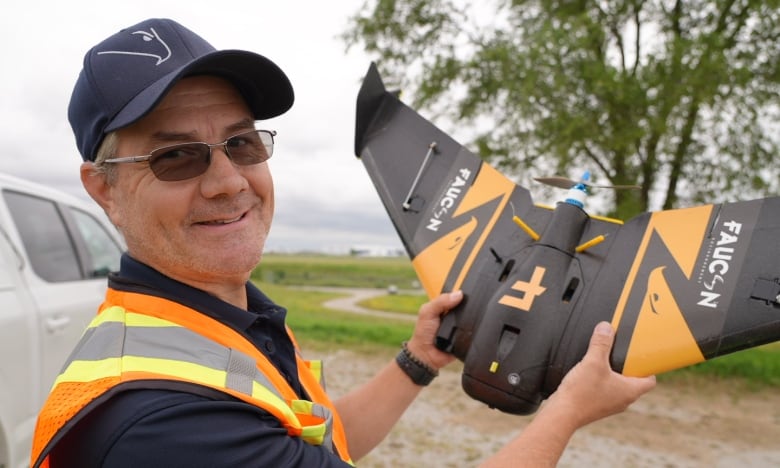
[
  {"x1": 545, "y1": 321, "x2": 657, "y2": 429},
  {"x1": 479, "y1": 322, "x2": 656, "y2": 467},
  {"x1": 406, "y1": 290, "x2": 463, "y2": 371}
]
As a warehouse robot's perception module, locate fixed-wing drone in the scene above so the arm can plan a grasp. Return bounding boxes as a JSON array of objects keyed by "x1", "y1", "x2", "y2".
[{"x1": 354, "y1": 63, "x2": 780, "y2": 415}]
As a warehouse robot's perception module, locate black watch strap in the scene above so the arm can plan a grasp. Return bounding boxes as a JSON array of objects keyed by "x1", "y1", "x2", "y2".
[{"x1": 395, "y1": 342, "x2": 438, "y2": 386}]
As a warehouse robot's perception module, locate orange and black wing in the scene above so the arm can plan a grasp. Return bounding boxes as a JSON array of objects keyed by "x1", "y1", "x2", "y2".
[
  {"x1": 603, "y1": 202, "x2": 780, "y2": 375},
  {"x1": 354, "y1": 63, "x2": 780, "y2": 413}
]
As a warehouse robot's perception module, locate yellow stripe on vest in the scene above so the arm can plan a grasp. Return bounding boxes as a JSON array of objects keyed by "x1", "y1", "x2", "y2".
[{"x1": 91, "y1": 307, "x2": 182, "y2": 328}]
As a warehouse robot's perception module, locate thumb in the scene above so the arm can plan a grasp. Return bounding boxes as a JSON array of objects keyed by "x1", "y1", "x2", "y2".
[
  {"x1": 587, "y1": 321, "x2": 616, "y2": 362},
  {"x1": 421, "y1": 290, "x2": 463, "y2": 317},
  {"x1": 444, "y1": 290, "x2": 464, "y2": 308}
]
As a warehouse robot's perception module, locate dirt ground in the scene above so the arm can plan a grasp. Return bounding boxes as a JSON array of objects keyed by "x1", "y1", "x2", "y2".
[{"x1": 321, "y1": 347, "x2": 780, "y2": 467}]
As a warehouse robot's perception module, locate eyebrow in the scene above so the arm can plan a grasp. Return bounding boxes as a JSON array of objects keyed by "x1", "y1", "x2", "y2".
[{"x1": 147, "y1": 118, "x2": 257, "y2": 146}]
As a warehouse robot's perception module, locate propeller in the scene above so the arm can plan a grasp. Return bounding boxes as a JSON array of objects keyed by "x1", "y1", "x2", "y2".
[{"x1": 534, "y1": 173, "x2": 641, "y2": 190}]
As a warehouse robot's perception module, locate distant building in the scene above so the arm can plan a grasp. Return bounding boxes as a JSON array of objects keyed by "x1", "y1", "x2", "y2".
[{"x1": 349, "y1": 245, "x2": 406, "y2": 257}]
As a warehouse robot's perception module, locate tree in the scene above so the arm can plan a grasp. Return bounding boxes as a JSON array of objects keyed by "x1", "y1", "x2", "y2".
[{"x1": 343, "y1": 0, "x2": 780, "y2": 218}]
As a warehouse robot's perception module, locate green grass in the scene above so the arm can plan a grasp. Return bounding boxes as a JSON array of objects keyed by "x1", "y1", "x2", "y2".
[
  {"x1": 356, "y1": 293, "x2": 428, "y2": 315},
  {"x1": 660, "y1": 343, "x2": 780, "y2": 388},
  {"x1": 253, "y1": 253, "x2": 420, "y2": 289},
  {"x1": 257, "y1": 282, "x2": 414, "y2": 349}
]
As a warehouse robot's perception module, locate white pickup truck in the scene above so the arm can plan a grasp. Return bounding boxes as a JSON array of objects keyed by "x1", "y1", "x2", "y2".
[{"x1": 0, "y1": 173, "x2": 125, "y2": 468}]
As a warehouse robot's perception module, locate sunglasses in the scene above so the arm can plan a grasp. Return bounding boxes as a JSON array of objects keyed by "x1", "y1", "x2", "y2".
[{"x1": 103, "y1": 129, "x2": 276, "y2": 181}]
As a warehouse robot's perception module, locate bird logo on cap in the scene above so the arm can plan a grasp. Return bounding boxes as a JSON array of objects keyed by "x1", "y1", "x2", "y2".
[{"x1": 97, "y1": 27, "x2": 172, "y2": 65}]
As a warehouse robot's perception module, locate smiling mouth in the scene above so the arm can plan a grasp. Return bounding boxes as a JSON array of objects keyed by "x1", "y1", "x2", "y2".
[{"x1": 198, "y1": 213, "x2": 245, "y2": 226}]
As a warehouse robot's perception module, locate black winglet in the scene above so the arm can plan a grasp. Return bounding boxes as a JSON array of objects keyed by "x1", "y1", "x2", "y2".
[{"x1": 355, "y1": 62, "x2": 391, "y2": 158}]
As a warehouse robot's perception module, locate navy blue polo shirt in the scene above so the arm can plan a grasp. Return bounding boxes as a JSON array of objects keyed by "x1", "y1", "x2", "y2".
[{"x1": 49, "y1": 254, "x2": 351, "y2": 467}]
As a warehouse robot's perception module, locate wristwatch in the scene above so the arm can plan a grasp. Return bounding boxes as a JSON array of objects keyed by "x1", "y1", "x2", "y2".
[{"x1": 396, "y1": 341, "x2": 438, "y2": 386}]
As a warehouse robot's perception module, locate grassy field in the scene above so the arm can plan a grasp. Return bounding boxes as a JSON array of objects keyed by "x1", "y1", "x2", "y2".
[
  {"x1": 253, "y1": 253, "x2": 420, "y2": 289},
  {"x1": 663, "y1": 341, "x2": 780, "y2": 387},
  {"x1": 254, "y1": 254, "x2": 780, "y2": 388},
  {"x1": 357, "y1": 293, "x2": 427, "y2": 315},
  {"x1": 257, "y1": 281, "x2": 415, "y2": 349}
]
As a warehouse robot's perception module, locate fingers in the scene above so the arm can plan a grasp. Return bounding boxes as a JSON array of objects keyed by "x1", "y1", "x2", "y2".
[
  {"x1": 633, "y1": 373, "x2": 657, "y2": 393},
  {"x1": 449, "y1": 289, "x2": 464, "y2": 303},
  {"x1": 586, "y1": 321, "x2": 657, "y2": 402},
  {"x1": 409, "y1": 291, "x2": 463, "y2": 370},
  {"x1": 418, "y1": 290, "x2": 463, "y2": 319},
  {"x1": 550, "y1": 321, "x2": 657, "y2": 428},
  {"x1": 586, "y1": 321, "x2": 616, "y2": 363},
  {"x1": 587, "y1": 322, "x2": 656, "y2": 388},
  {"x1": 439, "y1": 290, "x2": 464, "y2": 309}
]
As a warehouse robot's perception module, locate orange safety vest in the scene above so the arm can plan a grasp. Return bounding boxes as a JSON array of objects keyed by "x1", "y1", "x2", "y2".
[{"x1": 30, "y1": 288, "x2": 353, "y2": 467}]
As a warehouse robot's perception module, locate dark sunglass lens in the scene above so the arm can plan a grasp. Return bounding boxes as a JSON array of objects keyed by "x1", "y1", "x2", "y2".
[
  {"x1": 149, "y1": 144, "x2": 210, "y2": 181},
  {"x1": 226, "y1": 131, "x2": 269, "y2": 165}
]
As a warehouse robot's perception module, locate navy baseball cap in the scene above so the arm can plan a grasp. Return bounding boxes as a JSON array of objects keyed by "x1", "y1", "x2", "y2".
[{"x1": 69, "y1": 18, "x2": 294, "y2": 161}]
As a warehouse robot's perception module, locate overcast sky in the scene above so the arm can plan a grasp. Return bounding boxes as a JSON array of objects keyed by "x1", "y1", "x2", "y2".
[{"x1": 0, "y1": 0, "x2": 407, "y2": 254}]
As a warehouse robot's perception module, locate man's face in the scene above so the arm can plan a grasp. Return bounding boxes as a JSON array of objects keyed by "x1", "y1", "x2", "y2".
[{"x1": 101, "y1": 76, "x2": 274, "y2": 290}]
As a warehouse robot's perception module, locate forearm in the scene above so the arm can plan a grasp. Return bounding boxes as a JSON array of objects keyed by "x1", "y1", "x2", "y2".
[
  {"x1": 334, "y1": 291, "x2": 461, "y2": 460},
  {"x1": 334, "y1": 358, "x2": 424, "y2": 460},
  {"x1": 478, "y1": 400, "x2": 579, "y2": 467}
]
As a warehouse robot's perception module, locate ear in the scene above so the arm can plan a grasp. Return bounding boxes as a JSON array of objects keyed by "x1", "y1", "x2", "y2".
[{"x1": 80, "y1": 162, "x2": 122, "y2": 227}]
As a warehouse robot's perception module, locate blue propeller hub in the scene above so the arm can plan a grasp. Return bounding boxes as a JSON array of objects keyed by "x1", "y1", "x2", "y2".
[{"x1": 564, "y1": 171, "x2": 590, "y2": 209}]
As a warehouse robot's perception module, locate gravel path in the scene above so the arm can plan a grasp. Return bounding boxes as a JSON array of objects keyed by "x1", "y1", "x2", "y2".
[{"x1": 322, "y1": 348, "x2": 780, "y2": 468}]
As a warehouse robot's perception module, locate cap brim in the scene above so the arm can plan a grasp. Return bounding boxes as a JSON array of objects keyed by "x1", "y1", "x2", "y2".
[{"x1": 106, "y1": 50, "x2": 294, "y2": 132}]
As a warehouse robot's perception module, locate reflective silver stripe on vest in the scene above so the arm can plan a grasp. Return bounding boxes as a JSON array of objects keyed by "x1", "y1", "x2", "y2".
[
  {"x1": 68, "y1": 318, "x2": 282, "y2": 401},
  {"x1": 226, "y1": 348, "x2": 257, "y2": 395},
  {"x1": 314, "y1": 403, "x2": 334, "y2": 450}
]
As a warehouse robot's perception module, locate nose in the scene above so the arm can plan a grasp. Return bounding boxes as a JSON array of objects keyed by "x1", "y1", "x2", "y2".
[{"x1": 199, "y1": 146, "x2": 248, "y2": 198}]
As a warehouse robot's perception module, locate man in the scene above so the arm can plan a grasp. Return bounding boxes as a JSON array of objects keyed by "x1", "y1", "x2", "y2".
[{"x1": 31, "y1": 18, "x2": 655, "y2": 467}]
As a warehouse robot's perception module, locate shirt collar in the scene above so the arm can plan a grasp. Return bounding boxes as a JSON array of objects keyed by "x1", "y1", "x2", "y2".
[{"x1": 109, "y1": 253, "x2": 286, "y2": 332}]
